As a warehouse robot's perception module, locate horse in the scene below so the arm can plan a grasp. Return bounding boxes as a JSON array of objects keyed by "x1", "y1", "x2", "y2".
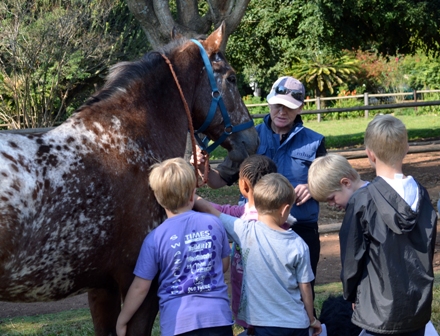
[{"x1": 0, "y1": 23, "x2": 259, "y2": 335}]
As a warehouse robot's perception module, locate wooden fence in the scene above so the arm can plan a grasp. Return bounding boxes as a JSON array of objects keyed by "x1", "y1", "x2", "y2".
[{"x1": 246, "y1": 89, "x2": 440, "y2": 121}]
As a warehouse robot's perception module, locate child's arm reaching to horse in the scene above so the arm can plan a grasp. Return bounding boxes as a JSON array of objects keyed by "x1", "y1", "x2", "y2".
[
  {"x1": 194, "y1": 195, "x2": 222, "y2": 217},
  {"x1": 194, "y1": 195, "x2": 246, "y2": 247}
]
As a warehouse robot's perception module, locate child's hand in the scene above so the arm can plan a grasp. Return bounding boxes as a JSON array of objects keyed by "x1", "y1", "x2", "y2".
[
  {"x1": 190, "y1": 146, "x2": 207, "y2": 173},
  {"x1": 310, "y1": 318, "x2": 322, "y2": 336}
]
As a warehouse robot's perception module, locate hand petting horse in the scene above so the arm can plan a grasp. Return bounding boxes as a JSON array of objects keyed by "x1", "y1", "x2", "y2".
[{"x1": 0, "y1": 23, "x2": 258, "y2": 336}]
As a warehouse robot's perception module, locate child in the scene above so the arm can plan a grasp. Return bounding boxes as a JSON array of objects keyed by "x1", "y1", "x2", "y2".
[
  {"x1": 195, "y1": 173, "x2": 322, "y2": 336},
  {"x1": 206, "y1": 155, "x2": 296, "y2": 333},
  {"x1": 116, "y1": 157, "x2": 233, "y2": 336},
  {"x1": 309, "y1": 153, "x2": 438, "y2": 336},
  {"x1": 339, "y1": 115, "x2": 437, "y2": 335},
  {"x1": 308, "y1": 153, "x2": 369, "y2": 210}
]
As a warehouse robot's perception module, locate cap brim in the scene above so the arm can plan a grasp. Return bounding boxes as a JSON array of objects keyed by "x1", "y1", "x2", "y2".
[{"x1": 267, "y1": 92, "x2": 302, "y2": 110}]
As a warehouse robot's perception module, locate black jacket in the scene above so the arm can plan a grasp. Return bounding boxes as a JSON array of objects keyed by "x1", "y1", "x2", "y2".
[{"x1": 339, "y1": 176, "x2": 437, "y2": 333}]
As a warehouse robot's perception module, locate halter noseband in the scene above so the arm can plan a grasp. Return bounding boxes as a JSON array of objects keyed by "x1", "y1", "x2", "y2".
[{"x1": 190, "y1": 39, "x2": 254, "y2": 154}]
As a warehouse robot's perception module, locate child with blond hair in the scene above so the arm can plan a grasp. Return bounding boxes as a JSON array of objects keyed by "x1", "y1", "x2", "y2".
[
  {"x1": 116, "y1": 157, "x2": 233, "y2": 336},
  {"x1": 309, "y1": 152, "x2": 438, "y2": 336},
  {"x1": 308, "y1": 153, "x2": 368, "y2": 210},
  {"x1": 339, "y1": 115, "x2": 437, "y2": 335}
]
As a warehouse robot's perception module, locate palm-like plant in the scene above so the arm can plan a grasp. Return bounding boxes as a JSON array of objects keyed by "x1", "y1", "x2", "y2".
[{"x1": 288, "y1": 52, "x2": 359, "y2": 98}]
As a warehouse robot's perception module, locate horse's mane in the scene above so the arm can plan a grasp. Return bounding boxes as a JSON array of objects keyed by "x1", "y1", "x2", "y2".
[{"x1": 78, "y1": 37, "x2": 191, "y2": 110}]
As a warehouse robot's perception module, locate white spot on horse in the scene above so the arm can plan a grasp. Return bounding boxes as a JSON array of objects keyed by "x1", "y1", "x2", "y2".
[
  {"x1": 93, "y1": 122, "x2": 105, "y2": 134},
  {"x1": 111, "y1": 116, "x2": 121, "y2": 130}
]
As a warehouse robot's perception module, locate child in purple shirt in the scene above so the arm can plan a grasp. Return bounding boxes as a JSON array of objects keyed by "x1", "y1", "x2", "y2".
[{"x1": 117, "y1": 158, "x2": 233, "y2": 336}]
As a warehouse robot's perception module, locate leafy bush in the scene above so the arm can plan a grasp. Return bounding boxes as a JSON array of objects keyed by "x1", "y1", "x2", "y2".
[
  {"x1": 243, "y1": 95, "x2": 268, "y2": 127},
  {"x1": 0, "y1": 0, "x2": 147, "y2": 128}
]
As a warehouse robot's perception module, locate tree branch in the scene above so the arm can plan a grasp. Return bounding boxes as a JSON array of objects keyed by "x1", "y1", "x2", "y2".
[{"x1": 125, "y1": 0, "x2": 250, "y2": 48}]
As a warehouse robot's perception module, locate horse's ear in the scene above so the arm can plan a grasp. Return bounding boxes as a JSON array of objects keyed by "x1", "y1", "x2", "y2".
[
  {"x1": 203, "y1": 21, "x2": 225, "y2": 56},
  {"x1": 171, "y1": 27, "x2": 183, "y2": 40}
]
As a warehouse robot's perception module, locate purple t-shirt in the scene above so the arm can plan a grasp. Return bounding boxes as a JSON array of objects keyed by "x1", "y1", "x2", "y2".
[{"x1": 134, "y1": 210, "x2": 233, "y2": 335}]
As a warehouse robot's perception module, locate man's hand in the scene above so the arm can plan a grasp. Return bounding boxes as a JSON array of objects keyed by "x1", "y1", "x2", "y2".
[
  {"x1": 295, "y1": 183, "x2": 311, "y2": 206},
  {"x1": 190, "y1": 146, "x2": 207, "y2": 173}
]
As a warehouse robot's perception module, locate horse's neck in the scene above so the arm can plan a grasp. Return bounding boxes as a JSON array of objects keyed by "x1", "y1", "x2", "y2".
[{"x1": 67, "y1": 53, "x2": 201, "y2": 159}]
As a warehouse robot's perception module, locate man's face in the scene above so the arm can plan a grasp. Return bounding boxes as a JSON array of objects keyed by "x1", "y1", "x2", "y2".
[{"x1": 269, "y1": 104, "x2": 301, "y2": 132}]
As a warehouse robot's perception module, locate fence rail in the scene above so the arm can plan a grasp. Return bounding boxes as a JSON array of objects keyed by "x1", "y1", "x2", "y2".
[
  {"x1": 246, "y1": 89, "x2": 440, "y2": 121},
  {"x1": 250, "y1": 100, "x2": 440, "y2": 120}
]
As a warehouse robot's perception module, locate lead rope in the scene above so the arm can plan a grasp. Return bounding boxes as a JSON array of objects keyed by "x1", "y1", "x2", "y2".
[{"x1": 161, "y1": 53, "x2": 210, "y2": 187}]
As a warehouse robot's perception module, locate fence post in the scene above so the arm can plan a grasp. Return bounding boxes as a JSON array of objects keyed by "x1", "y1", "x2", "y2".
[
  {"x1": 316, "y1": 97, "x2": 321, "y2": 122},
  {"x1": 414, "y1": 90, "x2": 418, "y2": 113},
  {"x1": 364, "y1": 92, "x2": 369, "y2": 119}
]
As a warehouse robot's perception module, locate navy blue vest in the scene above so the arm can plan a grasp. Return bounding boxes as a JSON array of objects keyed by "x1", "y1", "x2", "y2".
[{"x1": 256, "y1": 115, "x2": 325, "y2": 224}]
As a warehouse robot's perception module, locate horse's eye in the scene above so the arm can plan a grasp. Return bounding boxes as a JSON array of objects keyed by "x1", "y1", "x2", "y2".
[{"x1": 227, "y1": 75, "x2": 236, "y2": 84}]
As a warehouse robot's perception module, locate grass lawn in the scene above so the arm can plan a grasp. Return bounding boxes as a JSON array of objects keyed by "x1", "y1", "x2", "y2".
[
  {"x1": 0, "y1": 273, "x2": 438, "y2": 335},
  {"x1": 303, "y1": 114, "x2": 440, "y2": 149}
]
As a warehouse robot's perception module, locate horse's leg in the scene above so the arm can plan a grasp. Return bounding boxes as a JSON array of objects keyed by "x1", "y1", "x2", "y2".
[
  {"x1": 124, "y1": 276, "x2": 160, "y2": 336},
  {"x1": 88, "y1": 287, "x2": 121, "y2": 336}
]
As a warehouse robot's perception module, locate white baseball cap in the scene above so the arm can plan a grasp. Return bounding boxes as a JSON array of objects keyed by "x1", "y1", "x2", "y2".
[{"x1": 267, "y1": 76, "x2": 305, "y2": 109}]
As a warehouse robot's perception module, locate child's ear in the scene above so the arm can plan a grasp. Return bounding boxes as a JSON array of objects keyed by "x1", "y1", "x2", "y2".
[
  {"x1": 340, "y1": 177, "x2": 352, "y2": 188},
  {"x1": 280, "y1": 203, "x2": 291, "y2": 219},
  {"x1": 366, "y1": 148, "x2": 376, "y2": 164},
  {"x1": 239, "y1": 178, "x2": 251, "y2": 196}
]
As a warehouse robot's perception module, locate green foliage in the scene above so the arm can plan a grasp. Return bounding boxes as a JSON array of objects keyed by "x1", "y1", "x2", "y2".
[
  {"x1": 318, "y1": 0, "x2": 440, "y2": 56},
  {"x1": 287, "y1": 52, "x2": 359, "y2": 97},
  {"x1": 209, "y1": 146, "x2": 228, "y2": 161},
  {"x1": 227, "y1": 0, "x2": 440, "y2": 98},
  {"x1": 353, "y1": 50, "x2": 440, "y2": 95},
  {"x1": 243, "y1": 95, "x2": 268, "y2": 125},
  {"x1": 226, "y1": 0, "x2": 325, "y2": 95},
  {"x1": 399, "y1": 53, "x2": 440, "y2": 90},
  {"x1": 417, "y1": 93, "x2": 440, "y2": 115},
  {"x1": 0, "y1": 0, "x2": 147, "y2": 128}
]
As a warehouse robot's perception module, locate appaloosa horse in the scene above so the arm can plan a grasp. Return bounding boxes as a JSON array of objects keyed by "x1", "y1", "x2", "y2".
[{"x1": 0, "y1": 24, "x2": 258, "y2": 335}]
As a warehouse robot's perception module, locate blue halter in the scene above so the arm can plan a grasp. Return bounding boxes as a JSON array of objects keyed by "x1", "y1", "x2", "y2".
[{"x1": 191, "y1": 39, "x2": 254, "y2": 154}]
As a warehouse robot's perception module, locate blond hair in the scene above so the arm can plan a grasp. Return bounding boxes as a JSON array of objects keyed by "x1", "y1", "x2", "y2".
[
  {"x1": 364, "y1": 114, "x2": 408, "y2": 166},
  {"x1": 308, "y1": 154, "x2": 360, "y2": 202},
  {"x1": 253, "y1": 173, "x2": 296, "y2": 215},
  {"x1": 149, "y1": 157, "x2": 196, "y2": 213}
]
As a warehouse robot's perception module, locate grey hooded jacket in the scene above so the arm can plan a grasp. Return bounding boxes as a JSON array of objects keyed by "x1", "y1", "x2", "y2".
[{"x1": 339, "y1": 176, "x2": 437, "y2": 333}]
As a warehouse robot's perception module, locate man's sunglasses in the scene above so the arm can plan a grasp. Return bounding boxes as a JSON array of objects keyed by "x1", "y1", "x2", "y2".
[{"x1": 275, "y1": 86, "x2": 304, "y2": 102}]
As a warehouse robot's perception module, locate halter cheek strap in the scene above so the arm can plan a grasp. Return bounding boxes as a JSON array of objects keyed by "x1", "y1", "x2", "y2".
[{"x1": 190, "y1": 39, "x2": 254, "y2": 154}]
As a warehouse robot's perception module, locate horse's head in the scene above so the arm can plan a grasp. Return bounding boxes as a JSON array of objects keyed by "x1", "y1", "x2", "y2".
[{"x1": 188, "y1": 23, "x2": 259, "y2": 182}]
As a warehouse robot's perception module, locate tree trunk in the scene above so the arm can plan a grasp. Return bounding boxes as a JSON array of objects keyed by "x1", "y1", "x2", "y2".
[{"x1": 125, "y1": 0, "x2": 250, "y2": 50}]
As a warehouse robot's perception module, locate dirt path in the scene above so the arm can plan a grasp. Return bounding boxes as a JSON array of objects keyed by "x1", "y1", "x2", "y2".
[{"x1": 1, "y1": 150, "x2": 439, "y2": 318}]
